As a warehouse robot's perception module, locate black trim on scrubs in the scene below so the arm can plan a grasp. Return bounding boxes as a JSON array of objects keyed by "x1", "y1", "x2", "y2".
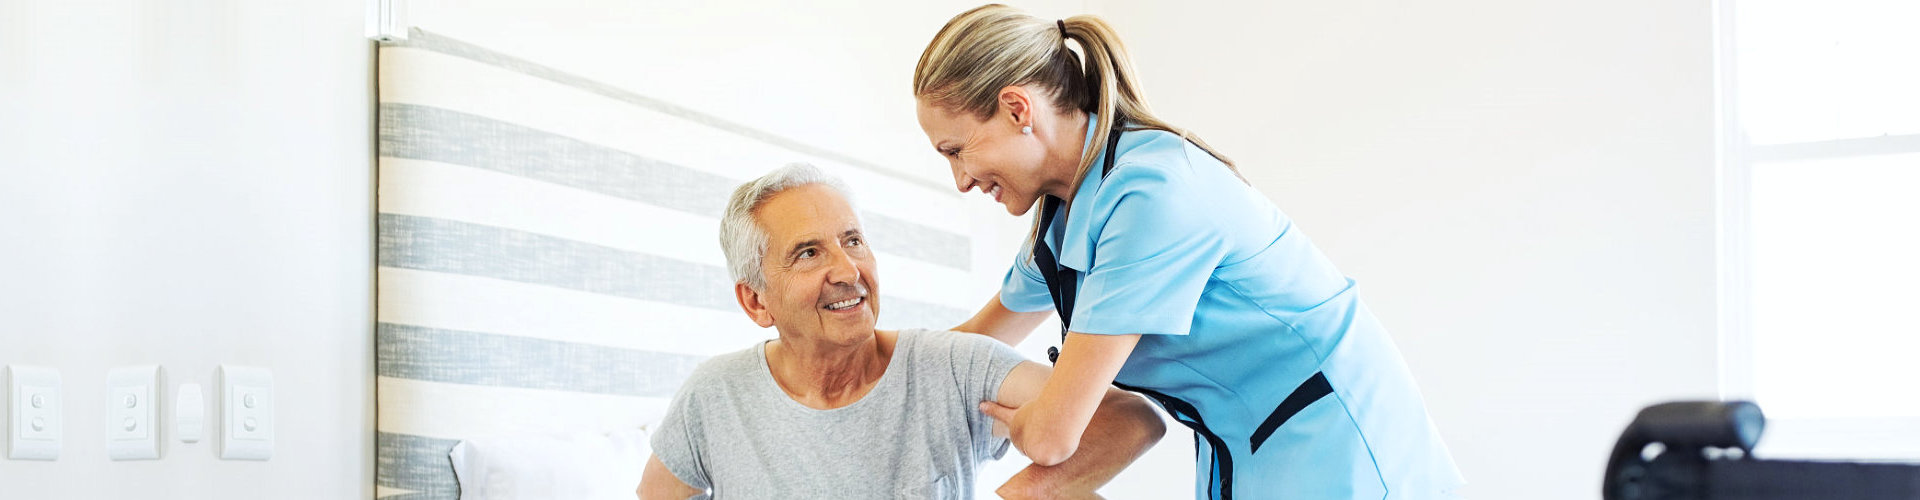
[
  {"x1": 1251, "y1": 371, "x2": 1333, "y2": 453},
  {"x1": 1031, "y1": 125, "x2": 1340, "y2": 499},
  {"x1": 1036, "y1": 124, "x2": 1123, "y2": 364},
  {"x1": 1031, "y1": 126, "x2": 1239, "y2": 499},
  {"x1": 1115, "y1": 381, "x2": 1237, "y2": 500}
]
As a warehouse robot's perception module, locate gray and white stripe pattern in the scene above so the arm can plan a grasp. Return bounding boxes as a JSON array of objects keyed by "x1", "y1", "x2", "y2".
[{"x1": 375, "y1": 29, "x2": 977, "y2": 500}]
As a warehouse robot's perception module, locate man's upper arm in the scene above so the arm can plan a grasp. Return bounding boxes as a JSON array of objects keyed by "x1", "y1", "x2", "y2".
[
  {"x1": 995, "y1": 361, "x2": 1052, "y2": 409},
  {"x1": 639, "y1": 454, "x2": 704, "y2": 500},
  {"x1": 648, "y1": 367, "x2": 714, "y2": 494}
]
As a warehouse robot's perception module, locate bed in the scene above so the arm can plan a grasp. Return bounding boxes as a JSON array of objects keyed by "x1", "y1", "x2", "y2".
[{"x1": 374, "y1": 29, "x2": 981, "y2": 499}]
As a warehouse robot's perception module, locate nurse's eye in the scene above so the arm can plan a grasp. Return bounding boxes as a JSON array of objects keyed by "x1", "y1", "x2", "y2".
[{"x1": 940, "y1": 147, "x2": 960, "y2": 158}]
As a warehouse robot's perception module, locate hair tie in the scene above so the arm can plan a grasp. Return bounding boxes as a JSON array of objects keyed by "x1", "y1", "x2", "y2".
[{"x1": 1057, "y1": 20, "x2": 1067, "y2": 39}]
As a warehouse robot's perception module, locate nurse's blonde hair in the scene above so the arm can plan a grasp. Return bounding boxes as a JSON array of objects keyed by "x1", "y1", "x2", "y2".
[{"x1": 913, "y1": 4, "x2": 1238, "y2": 217}]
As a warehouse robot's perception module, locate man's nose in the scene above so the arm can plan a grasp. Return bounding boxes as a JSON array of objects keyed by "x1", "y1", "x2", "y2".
[{"x1": 824, "y1": 247, "x2": 861, "y2": 285}]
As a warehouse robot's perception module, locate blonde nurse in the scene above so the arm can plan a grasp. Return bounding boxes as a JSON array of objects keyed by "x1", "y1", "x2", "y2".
[{"x1": 912, "y1": 5, "x2": 1465, "y2": 499}]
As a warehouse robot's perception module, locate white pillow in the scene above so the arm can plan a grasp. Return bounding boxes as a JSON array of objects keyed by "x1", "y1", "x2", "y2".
[{"x1": 450, "y1": 427, "x2": 651, "y2": 500}]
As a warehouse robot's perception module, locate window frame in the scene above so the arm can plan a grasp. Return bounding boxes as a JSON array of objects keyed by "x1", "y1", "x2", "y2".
[{"x1": 1715, "y1": 0, "x2": 1920, "y2": 461}]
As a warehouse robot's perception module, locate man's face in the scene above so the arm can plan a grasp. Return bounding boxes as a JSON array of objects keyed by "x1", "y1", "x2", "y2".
[{"x1": 738, "y1": 184, "x2": 880, "y2": 345}]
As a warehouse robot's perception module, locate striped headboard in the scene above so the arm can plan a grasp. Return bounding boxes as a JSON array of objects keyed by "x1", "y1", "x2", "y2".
[{"x1": 375, "y1": 29, "x2": 979, "y2": 500}]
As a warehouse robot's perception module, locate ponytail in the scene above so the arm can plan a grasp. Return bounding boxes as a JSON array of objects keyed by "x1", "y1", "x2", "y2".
[{"x1": 914, "y1": 4, "x2": 1239, "y2": 199}]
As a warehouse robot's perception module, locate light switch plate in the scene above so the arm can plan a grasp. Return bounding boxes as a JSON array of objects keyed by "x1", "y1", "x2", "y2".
[
  {"x1": 106, "y1": 365, "x2": 160, "y2": 460},
  {"x1": 175, "y1": 383, "x2": 204, "y2": 444},
  {"x1": 217, "y1": 365, "x2": 272, "y2": 460},
  {"x1": 7, "y1": 365, "x2": 61, "y2": 461}
]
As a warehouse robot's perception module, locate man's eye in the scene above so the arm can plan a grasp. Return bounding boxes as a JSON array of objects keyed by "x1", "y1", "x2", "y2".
[
  {"x1": 848, "y1": 237, "x2": 863, "y2": 247},
  {"x1": 798, "y1": 249, "x2": 817, "y2": 259}
]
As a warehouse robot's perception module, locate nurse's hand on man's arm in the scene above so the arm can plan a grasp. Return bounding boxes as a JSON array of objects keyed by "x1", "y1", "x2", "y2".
[
  {"x1": 983, "y1": 360, "x2": 1166, "y2": 500},
  {"x1": 982, "y1": 333, "x2": 1143, "y2": 467}
]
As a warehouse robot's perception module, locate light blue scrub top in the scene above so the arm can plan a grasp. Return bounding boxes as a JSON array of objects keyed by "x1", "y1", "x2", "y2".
[{"x1": 1001, "y1": 117, "x2": 1465, "y2": 499}]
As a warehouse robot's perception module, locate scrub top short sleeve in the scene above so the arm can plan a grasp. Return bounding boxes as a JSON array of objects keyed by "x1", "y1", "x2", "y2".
[
  {"x1": 1070, "y1": 165, "x2": 1231, "y2": 337},
  {"x1": 997, "y1": 242, "x2": 1056, "y2": 313}
]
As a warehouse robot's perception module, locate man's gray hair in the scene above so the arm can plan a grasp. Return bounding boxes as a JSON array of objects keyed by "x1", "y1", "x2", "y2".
[{"x1": 719, "y1": 163, "x2": 857, "y2": 291}]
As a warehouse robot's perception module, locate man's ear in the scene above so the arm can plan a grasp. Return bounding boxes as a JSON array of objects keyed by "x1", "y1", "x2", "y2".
[
  {"x1": 997, "y1": 85, "x2": 1033, "y2": 129},
  {"x1": 735, "y1": 282, "x2": 776, "y2": 328}
]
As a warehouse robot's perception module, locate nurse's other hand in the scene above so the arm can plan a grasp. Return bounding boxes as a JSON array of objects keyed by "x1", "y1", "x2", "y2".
[{"x1": 980, "y1": 401, "x2": 1019, "y2": 438}]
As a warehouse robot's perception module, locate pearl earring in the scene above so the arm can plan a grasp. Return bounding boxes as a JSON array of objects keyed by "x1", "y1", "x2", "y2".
[{"x1": 1021, "y1": 125, "x2": 1033, "y2": 135}]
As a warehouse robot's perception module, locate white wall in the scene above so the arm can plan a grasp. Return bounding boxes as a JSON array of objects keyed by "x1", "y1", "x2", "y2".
[
  {"x1": 0, "y1": 0, "x2": 1723, "y2": 498},
  {"x1": 0, "y1": 0, "x2": 373, "y2": 498},
  {"x1": 1095, "y1": 0, "x2": 1721, "y2": 498}
]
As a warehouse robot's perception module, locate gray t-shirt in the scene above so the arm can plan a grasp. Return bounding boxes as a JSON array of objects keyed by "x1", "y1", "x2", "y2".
[{"x1": 651, "y1": 329, "x2": 1029, "y2": 499}]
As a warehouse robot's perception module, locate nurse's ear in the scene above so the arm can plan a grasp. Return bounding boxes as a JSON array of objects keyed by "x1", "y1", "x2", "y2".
[{"x1": 997, "y1": 85, "x2": 1035, "y2": 131}]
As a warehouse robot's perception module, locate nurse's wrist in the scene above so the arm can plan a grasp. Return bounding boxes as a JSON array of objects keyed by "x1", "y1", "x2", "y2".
[{"x1": 996, "y1": 468, "x2": 1104, "y2": 500}]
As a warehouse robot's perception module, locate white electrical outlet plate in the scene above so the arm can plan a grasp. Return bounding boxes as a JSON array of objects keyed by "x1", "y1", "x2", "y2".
[
  {"x1": 7, "y1": 365, "x2": 62, "y2": 461},
  {"x1": 106, "y1": 365, "x2": 160, "y2": 460},
  {"x1": 217, "y1": 365, "x2": 272, "y2": 460},
  {"x1": 175, "y1": 383, "x2": 204, "y2": 444}
]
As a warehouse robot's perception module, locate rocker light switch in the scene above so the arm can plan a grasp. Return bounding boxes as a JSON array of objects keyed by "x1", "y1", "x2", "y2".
[
  {"x1": 8, "y1": 365, "x2": 62, "y2": 461},
  {"x1": 106, "y1": 365, "x2": 160, "y2": 460},
  {"x1": 175, "y1": 383, "x2": 205, "y2": 444}
]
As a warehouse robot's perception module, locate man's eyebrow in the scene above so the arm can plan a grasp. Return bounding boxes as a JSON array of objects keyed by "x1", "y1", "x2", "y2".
[{"x1": 785, "y1": 238, "x2": 823, "y2": 257}]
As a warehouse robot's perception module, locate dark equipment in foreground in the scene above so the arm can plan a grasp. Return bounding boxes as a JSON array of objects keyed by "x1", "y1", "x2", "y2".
[{"x1": 1604, "y1": 401, "x2": 1920, "y2": 500}]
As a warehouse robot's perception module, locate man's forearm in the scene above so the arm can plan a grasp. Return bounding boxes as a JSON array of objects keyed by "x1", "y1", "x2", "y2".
[{"x1": 997, "y1": 388, "x2": 1166, "y2": 499}]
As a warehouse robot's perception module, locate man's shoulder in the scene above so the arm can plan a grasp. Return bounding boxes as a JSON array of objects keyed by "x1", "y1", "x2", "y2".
[
  {"x1": 677, "y1": 342, "x2": 767, "y2": 393},
  {"x1": 898, "y1": 327, "x2": 995, "y2": 345},
  {"x1": 896, "y1": 328, "x2": 1001, "y2": 356},
  {"x1": 897, "y1": 329, "x2": 1027, "y2": 373}
]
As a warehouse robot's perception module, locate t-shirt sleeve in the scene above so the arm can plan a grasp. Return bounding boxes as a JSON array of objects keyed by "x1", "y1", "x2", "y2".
[
  {"x1": 936, "y1": 330, "x2": 1030, "y2": 462},
  {"x1": 648, "y1": 378, "x2": 712, "y2": 491},
  {"x1": 1071, "y1": 165, "x2": 1232, "y2": 337},
  {"x1": 998, "y1": 241, "x2": 1057, "y2": 313}
]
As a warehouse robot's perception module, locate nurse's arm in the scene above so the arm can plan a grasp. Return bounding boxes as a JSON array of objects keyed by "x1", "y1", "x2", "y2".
[
  {"x1": 953, "y1": 292, "x2": 1051, "y2": 346},
  {"x1": 980, "y1": 332, "x2": 1142, "y2": 466},
  {"x1": 990, "y1": 360, "x2": 1165, "y2": 499}
]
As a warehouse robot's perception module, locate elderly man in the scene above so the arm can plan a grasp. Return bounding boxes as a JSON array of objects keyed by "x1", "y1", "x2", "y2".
[{"x1": 639, "y1": 164, "x2": 1165, "y2": 499}]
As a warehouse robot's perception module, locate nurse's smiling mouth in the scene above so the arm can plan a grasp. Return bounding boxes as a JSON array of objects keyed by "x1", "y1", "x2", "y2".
[{"x1": 960, "y1": 177, "x2": 1008, "y2": 204}]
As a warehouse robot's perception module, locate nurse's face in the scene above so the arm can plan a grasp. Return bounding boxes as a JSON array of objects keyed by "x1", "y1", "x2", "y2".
[
  {"x1": 916, "y1": 95, "x2": 1060, "y2": 217},
  {"x1": 739, "y1": 184, "x2": 880, "y2": 346}
]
